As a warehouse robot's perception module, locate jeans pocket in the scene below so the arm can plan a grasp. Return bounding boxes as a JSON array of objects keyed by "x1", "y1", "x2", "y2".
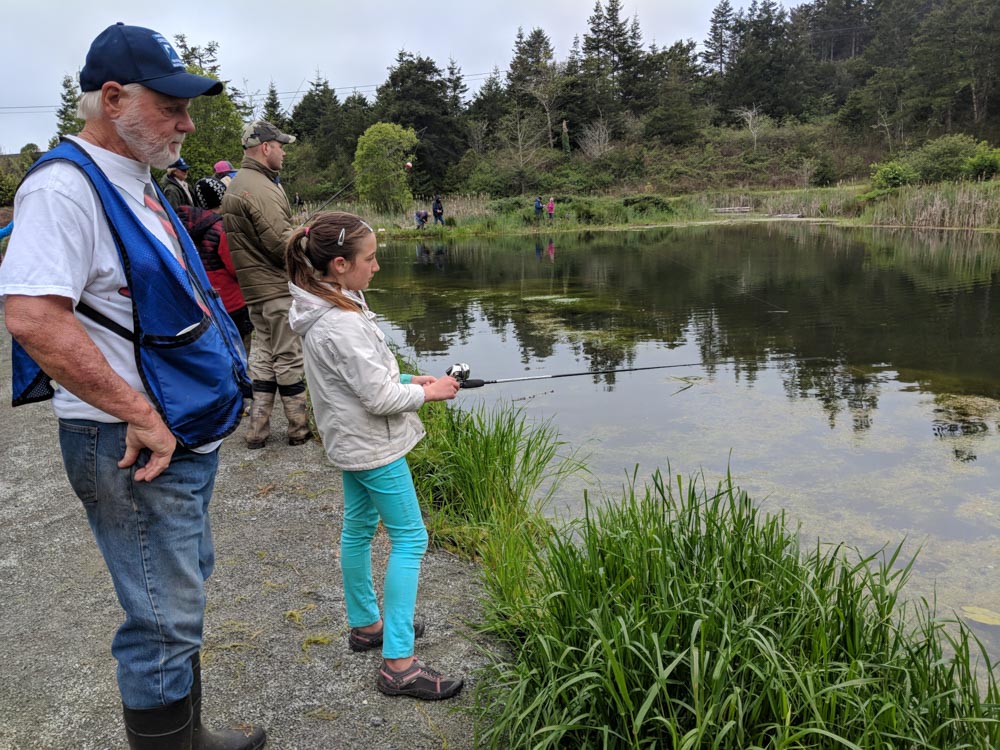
[{"x1": 58, "y1": 419, "x2": 99, "y2": 505}]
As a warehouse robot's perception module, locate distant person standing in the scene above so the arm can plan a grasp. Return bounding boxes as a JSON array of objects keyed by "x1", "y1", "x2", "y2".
[
  {"x1": 534, "y1": 195, "x2": 543, "y2": 221},
  {"x1": 222, "y1": 119, "x2": 312, "y2": 449},
  {"x1": 161, "y1": 156, "x2": 193, "y2": 210},
  {"x1": 213, "y1": 159, "x2": 236, "y2": 187},
  {"x1": 547, "y1": 196, "x2": 555, "y2": 222},
  {"x1": 181, "y1": 177, "x2": 254, "y2": 358},
  {"x1": 432, "y1": 194, "x2": 444, "y2": 226}
]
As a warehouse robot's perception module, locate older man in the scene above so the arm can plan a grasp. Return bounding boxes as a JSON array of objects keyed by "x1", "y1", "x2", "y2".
[
  {"x1": 0, "y1": 23, "x2": 265, "y2": 750},
  {"x1": 222, "y1": 120, "x2": 311, "y2": 449},
  {"x1": 161, "y1": 156, "x2": 194, "y2": 209}
]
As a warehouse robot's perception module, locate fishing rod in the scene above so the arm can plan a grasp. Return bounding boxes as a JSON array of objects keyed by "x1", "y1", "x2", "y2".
[
  {"x1": 445, "y1": 357, "x2": 833, "y2": 389},
  {"x1": 304, "y1": 176, "x2": 357, "y2": 223}
]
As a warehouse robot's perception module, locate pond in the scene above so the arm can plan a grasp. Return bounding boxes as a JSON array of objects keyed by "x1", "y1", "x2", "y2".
[{"x1": 368, "y1": 222, "x2": 1000, "y2": 657}]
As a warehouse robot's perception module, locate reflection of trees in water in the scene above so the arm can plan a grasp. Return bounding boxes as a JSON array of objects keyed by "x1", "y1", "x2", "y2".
[
  {"x1": 929, "y1": 393, "x2": 1000, "y2": 464},
  {"x1": 782, "y1": 363, "x2": 883, "y2": 432},
  {"x1": 375, "y1": 226, "x2": 1000, "y2": 414}
]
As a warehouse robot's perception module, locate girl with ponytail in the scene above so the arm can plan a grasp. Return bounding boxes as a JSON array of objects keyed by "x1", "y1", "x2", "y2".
[{"x1": 286, "y1": 212, "x2": 464, "y2": 700}]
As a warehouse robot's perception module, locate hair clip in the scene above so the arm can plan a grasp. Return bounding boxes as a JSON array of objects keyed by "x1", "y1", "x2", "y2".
[
  {"x1": 337, "y1": 227, "x2": 346, "y2": 246},
  {"x1": 304, "y1": 226, "x2": 310, "y2": 236}
]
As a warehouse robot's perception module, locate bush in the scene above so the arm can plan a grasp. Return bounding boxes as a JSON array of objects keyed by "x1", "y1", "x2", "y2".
[
  {"x1": 487, "y1": 197, "x2": 528, "y2": 215},
  {"x1": 907, "y1": 133, "x2": 979, "y2": 183},
  {"x1": 566, "y1": 197, "x2": 607, "y2": 225},
  {"x1": 622, "y1": 195, "x2": 673, "y2": 214},
  {"x1": 962, "y1": 143, "x2": 1000, "y2": 181},
  {"x1": 870, "y1": 160, "x2": 919, "y2": 189}
]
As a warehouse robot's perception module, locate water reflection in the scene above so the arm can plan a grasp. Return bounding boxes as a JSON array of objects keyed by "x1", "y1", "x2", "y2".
[{"x1": 370, "y1": 224, "x2": 1000, "y2": 656}]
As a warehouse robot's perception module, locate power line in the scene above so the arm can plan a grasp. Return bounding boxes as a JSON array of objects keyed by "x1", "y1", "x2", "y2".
[{"x1": 0, "y1": 72, "x2": 500, "y2": 117}]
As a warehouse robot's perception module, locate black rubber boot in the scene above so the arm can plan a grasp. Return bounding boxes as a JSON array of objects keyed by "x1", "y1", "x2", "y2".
[
  {"x1": 191, "y1": 654, "x2": 267, "y2": 750},
  {"x1": 123, "y1": 696, "x2": 193, "y2": 749}
]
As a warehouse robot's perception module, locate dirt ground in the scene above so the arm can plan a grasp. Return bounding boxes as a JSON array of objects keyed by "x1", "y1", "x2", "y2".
[{"x1": 0, "y1": 311, "x2": 496, "y2": 750}]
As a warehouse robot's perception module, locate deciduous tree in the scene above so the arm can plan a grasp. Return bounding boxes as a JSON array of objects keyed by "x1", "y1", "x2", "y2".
[{"x1": 353, "y1": 122, "x2": 418, "y2": 213}]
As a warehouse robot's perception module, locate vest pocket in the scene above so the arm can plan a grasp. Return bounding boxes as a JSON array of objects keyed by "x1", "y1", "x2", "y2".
[{"x1": 139, "y1": 317, "x2": 244, "y2": 447}]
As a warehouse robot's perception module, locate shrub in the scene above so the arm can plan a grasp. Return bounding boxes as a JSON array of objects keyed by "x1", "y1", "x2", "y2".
[
  {"x1": 963, "y1": 143, "x2": 1000, "y2": 181},
  {"x1": 907, "y1": 133, "x2": 979, "y2": 183},
  {"x1": 622, "y1": 195, "x2": 673, "y2": 214},
  {"x1": 487, "y1": 197, "x2": 527, "y2": 215},
  {"x1": 870, "y1": 160, "x2": 919, "y2": 189}
]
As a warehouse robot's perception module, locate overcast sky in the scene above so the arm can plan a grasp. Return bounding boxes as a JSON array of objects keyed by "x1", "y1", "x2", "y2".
[{"x1": 0, "y1": 0, "x2": 801, "y2": 154}]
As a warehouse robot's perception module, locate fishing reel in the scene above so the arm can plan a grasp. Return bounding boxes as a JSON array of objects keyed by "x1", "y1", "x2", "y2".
[
  {"x1": 445, "y1": 362, "x2": 471, "y2": 383},
  {"x1": 445, "y1": 362, "x2": 485, "y2": 388}
]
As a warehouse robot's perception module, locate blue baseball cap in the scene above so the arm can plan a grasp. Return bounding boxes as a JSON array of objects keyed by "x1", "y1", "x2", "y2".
[
  {"x1": 80, "y1": 23, "x2": 223, "y2": 98},
  {"x1": 169, "y1": 157, "x2": 190, "y2": 171}
]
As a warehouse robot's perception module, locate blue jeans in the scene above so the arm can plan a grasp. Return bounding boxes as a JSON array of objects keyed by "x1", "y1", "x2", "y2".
[
  {"x1": 341, "y1": 457, "x2": 428, "y2": 659},
  {"x1": 58, "y1": 419, "x2": 218, "y2": 709},
  {"x1": 434, "y1": 215, "x2": 445, "y2": 226}
]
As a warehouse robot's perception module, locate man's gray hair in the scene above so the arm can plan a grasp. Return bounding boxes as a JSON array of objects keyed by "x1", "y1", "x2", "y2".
[{"x1": 77, "y1": 83, "x2": 146, "y2": 120}]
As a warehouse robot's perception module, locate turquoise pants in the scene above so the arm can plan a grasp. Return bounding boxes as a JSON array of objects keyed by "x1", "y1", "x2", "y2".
[{"x1": 341, "y1": 456, "x2": 428, "y2": 659}]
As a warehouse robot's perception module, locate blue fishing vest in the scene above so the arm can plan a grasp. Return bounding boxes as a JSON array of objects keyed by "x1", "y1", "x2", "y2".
[{"x1": 10, "y1": 140, "x2": 251, "y2": 448}]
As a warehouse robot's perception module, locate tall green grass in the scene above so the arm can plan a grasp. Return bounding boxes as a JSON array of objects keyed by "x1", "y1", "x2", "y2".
[
  {"x1": 475, "y1": 470, "x2": 1000, "y2": 749},
  {"x1": 408, "y1": 399, "x2": 584, "y2": 629},
  {"x1": 409, "y1": 399, "x2": 583, "y2": 556}
]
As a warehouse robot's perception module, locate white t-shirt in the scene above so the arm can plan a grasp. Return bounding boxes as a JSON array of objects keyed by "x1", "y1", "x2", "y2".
[{"x1": 0, "y1": 137, "x2": 221, "y2": 452}]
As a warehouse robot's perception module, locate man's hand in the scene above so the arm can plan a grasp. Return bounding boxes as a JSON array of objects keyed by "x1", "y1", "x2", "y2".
[
  {"x1": 6, "y1": 294, "x2": 179, "y2": 481},
  {"x1": 119, "y1": 415, "x2": 176, "y2": 482}
]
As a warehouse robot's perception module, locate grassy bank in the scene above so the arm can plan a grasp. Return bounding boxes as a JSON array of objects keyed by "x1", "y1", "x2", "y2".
[
  {"x1": 406, "y1": 393, "x2": 1000, "y2": 748},
  {"x1": 311, "y1": 179, "x2": 1000, "y2": 239}
]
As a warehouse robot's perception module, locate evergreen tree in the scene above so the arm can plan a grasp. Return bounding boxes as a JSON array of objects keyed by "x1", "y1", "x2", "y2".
[
  {"x1": 445, "y1": 58, "x2": 468, "y2": 118},
  {"x1": 172, "y1": 35, "x2": 221, "y2": 77},
  {"x1": 580, "y1": 0, "x2": 647, "y2": 129},
  {"x1": 507, "y1": 27, "x2": 556, "y2": 111},
  {"x1": 262, "y1": 81, "x2": 289, "y2": 131},
  {"x1": 291, "y1": 75, "x2": 340, "y2": 143},
  {"x1": 721, "y1": 0, "x2": 814, "y2": 119},
  {"x1": 703, "y1": 0, "x2": 735, "y2": 74},
  {"x1": 466, "y1": 67, "x2": 509, "y2": 152},
  {"x1": 644, "y1": 41, "x2": 706, "y2": 145},
  {"x1": 905, "y1": 0, "x2": 1000, "y2": 130},
  {"x1": 374, "y1": 51, "x2": 463, "y2": 193},
  {"x1": 49, "y1": 75, "x2": 84, "y2": 149}
]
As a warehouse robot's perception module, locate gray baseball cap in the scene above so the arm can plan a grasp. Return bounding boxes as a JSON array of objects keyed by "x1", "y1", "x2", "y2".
[{"x1": 241, "y1": 120, "x2": 296, "y2": 148}]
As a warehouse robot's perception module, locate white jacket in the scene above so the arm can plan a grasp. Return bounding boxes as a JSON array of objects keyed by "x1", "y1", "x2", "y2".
[{"x1": 288, "y1": 282, "x2": 426, "y2": 471}]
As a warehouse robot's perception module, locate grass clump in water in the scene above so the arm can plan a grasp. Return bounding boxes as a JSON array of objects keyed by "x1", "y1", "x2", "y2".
[{"x1": 475, "y1": 470, "x2": 1000, "y2": 749}]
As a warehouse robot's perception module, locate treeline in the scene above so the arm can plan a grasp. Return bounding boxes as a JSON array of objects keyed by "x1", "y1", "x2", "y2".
[
  {"x1": 6, "y1": 0, "x2": 1000, "y2": 205},
  {"x1": 278, "y1": 0, "x2": 1000, "y2": 199}
]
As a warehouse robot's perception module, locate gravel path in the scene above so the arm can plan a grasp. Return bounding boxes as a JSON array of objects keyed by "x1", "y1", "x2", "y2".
[{"x1": 0, "y1": 313, "x2": 495, "y2": 749}]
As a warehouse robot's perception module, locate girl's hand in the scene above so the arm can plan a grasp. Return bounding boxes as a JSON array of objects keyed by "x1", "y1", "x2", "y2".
[
  {"x1": 411, "y1": 375, "x2": 437, "y2": 386},
  {"x1": 422, "y1": 375, "x2": 460, "y2": 402}
]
